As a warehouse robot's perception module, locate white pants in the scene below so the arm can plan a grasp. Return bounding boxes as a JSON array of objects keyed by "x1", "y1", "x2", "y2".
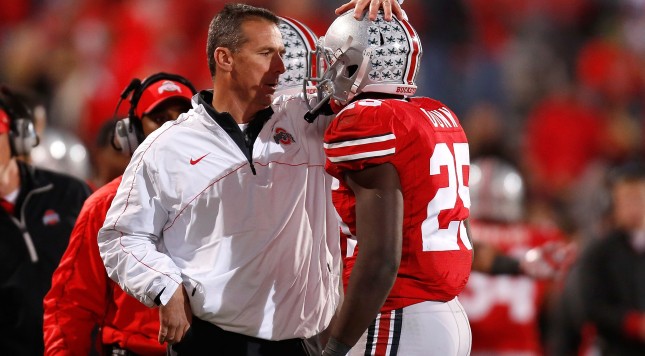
[{"x1": 350, "y1": 297, "x2": 471, "y2": 356}]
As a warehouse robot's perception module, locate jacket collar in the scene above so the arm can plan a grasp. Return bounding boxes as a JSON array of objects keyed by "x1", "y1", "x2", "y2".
[
  {"x1": 197, "y1": 90, "x2": 273, "y2": 133},
  {"x1": 197, "y1": 90, "x2": 273, "y2": 162},
  {"x1": 15, "y1": 160, "x2": 53, "y2": 213}
]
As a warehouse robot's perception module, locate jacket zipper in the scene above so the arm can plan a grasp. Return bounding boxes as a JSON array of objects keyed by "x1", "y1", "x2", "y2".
[
  {"x1": 15, "y1": 183, "x2": 54, "y2": 263},
  {"x1": 244, "y1": 133, "x2": 257, "y2": 175}
]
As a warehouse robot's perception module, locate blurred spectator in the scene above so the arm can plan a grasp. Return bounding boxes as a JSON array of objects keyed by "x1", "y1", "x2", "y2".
[
  {"x1": 0, "y1": 85, "x2": 91, "y2": 356},
  {"x1": 576, "y1": 161, "x2": 645, "y2": 355},
  {"x1": 521, "y1": 84, "x2": 605, "y2": 202},
  {"x1": 462, "y1": 101, "x2": 515, "y2": 162}
]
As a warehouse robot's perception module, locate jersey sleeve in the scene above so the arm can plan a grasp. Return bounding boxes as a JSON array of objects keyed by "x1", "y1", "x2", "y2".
[
  {"x1": 43, "y1": 189, "x2": 114, "y2": 355},
  {"x1": 323, "y1": 100, "x2": 399, "y2": 178}
]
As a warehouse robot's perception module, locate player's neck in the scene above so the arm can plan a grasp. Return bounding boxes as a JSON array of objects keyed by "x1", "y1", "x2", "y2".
[{"x1": 352, "y1": 93, "x2": 407, "y2": 102}]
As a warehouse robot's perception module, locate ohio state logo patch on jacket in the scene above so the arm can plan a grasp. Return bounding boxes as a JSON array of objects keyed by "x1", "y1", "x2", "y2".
[
  {"x1": 42, "y1": 209, "x2": 60, "y2": 226},
  {"x1": 273, "y1": 127, "x2": 296, "y2": 145}
]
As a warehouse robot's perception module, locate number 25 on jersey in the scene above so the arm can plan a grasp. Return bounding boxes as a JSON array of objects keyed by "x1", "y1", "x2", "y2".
[{"x1": 421, "y1": 142, "x2": 472, "y2": 252}]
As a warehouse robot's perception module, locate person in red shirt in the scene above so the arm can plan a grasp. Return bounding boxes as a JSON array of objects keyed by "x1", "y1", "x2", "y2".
[
  {"x1": 312, "y1": 10, "x2": 472, "y2": 356},
  {"x1": 43, "y1": 72, "x2": 196, "y2": 356},
  {"x1": 459, "y1": 156, "x2": 570, "y2": 355}
]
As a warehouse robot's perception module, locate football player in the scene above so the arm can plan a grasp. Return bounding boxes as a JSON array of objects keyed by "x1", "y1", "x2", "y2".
[
  {"x1": 460, "y1": 156, "x2": 570, "y2": 355},
  {"x1": 309, "y1": 10, "x2": 472, "y2": 356}
]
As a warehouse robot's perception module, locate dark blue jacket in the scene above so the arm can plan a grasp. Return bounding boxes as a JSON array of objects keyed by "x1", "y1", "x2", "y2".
[{"x1": 0, "y1": 160, "x2": 91, "y2": 356}]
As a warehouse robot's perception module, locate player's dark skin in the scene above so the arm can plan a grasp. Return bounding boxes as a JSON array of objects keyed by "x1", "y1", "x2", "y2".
[{"x1": 331, "y1": 163, "x2": 404, "y2": 347}]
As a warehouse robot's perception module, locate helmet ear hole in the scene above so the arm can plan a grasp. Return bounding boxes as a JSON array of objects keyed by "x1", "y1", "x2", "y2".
[{"x1": 346, "y1": 65, "x2": 359, "y2": 78}]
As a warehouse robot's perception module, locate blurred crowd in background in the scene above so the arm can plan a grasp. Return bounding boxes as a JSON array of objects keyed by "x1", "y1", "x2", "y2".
[
  {"x1": 3, "y1": 0, "x2": 645, "y2": 239},
  {"x1": 2, "y1": 0, "x2": 645, "y2": 354}
]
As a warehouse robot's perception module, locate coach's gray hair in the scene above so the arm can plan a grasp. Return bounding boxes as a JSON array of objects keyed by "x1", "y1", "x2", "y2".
[{"x1": 206, "y1": 3, "x2": 280, "y2": 79}]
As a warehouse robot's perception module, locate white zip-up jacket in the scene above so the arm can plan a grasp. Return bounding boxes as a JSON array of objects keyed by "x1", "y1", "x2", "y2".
[{"x1": 98, "y1": 91, "x2": 340, "y2": 340}]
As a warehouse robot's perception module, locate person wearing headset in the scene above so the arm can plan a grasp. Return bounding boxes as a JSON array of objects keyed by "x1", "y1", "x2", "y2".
[
  {"x1": 0, "y1": 86, "x2": 92, "y2": 356},
  {"x1": 43, "y1": 73, "x2": 196, "y2": 356}
]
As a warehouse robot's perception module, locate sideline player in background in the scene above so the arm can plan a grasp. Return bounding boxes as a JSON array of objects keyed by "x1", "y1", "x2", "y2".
[
  {"x1": 0, "y1": 86, "x2": 91, "y2": 356},
  {"x1": 312, "y1": 10, "x2": 472, "y2": 356},
  {"x1": 43, "y1": 73, "x2": 196, "y2": 356},
  {"x1": 459, "y1": 156, "x2": 569, "y2": 356}
]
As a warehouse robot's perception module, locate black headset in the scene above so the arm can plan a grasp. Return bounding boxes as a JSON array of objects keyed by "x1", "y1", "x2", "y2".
[
  {"x1": 112, "y1": 72, "x2": 197, "y2": 156},
  {"x1": 0, "y1": 86, "x2": 39, "y2": 157}
]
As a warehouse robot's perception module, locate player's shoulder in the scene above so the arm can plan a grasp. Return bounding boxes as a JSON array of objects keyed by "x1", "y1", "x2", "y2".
[
  {"x1": 331, "y1": 99, "x2": 398, "y2": 132},
  {"x1": 406, "y1": 96, "x2": 453, "y2": 111}
]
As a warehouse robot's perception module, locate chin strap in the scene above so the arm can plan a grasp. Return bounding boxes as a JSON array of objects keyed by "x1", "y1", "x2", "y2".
[{"x1": 303, "y1": 87, "x2": 333, "y2": 123}]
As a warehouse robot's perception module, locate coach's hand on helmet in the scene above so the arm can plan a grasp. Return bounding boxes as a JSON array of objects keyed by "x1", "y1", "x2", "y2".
[
  {"x1": 158, "y1": 285, "x2": 192, "y2": 344},
  {"x1": 336, "y1": 0, "x2": 404, "y2": 22}
]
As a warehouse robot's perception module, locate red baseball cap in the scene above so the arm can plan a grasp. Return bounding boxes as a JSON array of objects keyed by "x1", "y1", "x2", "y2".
[
  {"x1": 135, "y1": 79, "x2": 194, "y2": 118},
  {"x1": 0, "y1": 109, "x2": 9, "y2": 134}
]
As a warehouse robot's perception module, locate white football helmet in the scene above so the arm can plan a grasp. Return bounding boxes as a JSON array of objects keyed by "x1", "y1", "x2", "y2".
[
  {"x1": 276, "y1": 16, "x2": 319, "y2": 97},
  {"x1": 305, "y1": 10, "x2": 422, "y2": 114},
  {"x1": 469, "y1": 157, "x2": 525, "y2": 223}
]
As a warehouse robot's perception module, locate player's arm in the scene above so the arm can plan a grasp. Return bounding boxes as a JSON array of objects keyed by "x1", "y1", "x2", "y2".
[
  {"x1": 336, "y1": 0, "x2": 404, "y2": 21},
  {"x1": 473, "y1": 239, "x2": 574, "y2": 278},
  {"x1": 324, "y1": 163, "x2": 403, "y2": 355}
]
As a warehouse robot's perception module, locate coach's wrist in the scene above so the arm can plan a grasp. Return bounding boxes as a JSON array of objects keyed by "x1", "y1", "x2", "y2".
[{"x1": 322, "y1": 337, "x2": 352, "y2": 356}]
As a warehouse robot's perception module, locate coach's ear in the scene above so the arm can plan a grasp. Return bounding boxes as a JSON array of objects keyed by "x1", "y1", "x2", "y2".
[{"x1": 215, "y1": 47, "x2": 234, "y2": 73}]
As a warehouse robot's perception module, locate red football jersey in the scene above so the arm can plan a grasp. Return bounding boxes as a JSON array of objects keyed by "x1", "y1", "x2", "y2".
[
  {"x1": 324, "y1": 97, "x2": 473, "y2": 312},
  {"x1": 459, "y1": 220, "x2": 565, "y2": 355}
]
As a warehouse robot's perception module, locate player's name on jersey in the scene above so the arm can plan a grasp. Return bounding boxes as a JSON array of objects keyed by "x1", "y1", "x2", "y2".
[{"x1": 420, "y1": 107, "x2": 460, "y2": 129}]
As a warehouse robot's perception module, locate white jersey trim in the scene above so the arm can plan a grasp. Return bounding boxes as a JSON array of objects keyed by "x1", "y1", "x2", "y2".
[
  {"x1": 324, "y1": 133, "x2": 395, "y2": 149},
  {"x1": 328, "y1": 148, "x2": 396, "y2": 163}
]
